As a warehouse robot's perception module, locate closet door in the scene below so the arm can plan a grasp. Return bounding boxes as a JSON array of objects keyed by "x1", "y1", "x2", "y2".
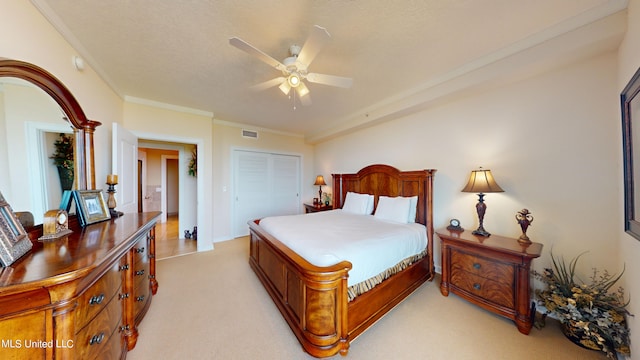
[{"x1": 233, "y1": 150, "x2": 300, "y2": 237}]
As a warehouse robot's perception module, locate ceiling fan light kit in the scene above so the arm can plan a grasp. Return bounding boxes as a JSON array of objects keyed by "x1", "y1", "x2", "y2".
[{"x1": 229, "y1": 25, "x2": 353, "y2": 106}]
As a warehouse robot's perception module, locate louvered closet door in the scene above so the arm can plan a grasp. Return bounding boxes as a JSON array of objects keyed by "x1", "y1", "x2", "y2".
[{"x1": 233, "y1": 150, "x2": 300, "y2": 237}]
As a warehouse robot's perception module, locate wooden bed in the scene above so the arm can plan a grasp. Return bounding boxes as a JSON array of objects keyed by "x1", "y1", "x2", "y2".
[{"x1": 248, "y1": 164, "x2": 436, "y2": 357}]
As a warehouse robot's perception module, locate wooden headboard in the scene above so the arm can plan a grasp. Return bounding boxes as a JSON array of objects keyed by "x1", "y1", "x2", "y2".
[
  {"x1": 332, "y1": 164, "x2": 436, "y2": 227},
  {"x1": 332, "y1": 164, "x2": 436, "y2": 276}
]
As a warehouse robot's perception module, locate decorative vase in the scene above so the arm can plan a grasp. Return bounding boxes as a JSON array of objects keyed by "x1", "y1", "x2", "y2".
[{"x1": 57, "y1": 166, "x2": 74, "y2": 191}]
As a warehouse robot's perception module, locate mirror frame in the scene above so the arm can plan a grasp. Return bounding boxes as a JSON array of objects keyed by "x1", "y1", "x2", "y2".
[
  {"x1": 622, "y1": 66, "x2": 640, "y2": 241},
  {"x1": 0, "y1": 58, "x2": 101, "y2": 190}
]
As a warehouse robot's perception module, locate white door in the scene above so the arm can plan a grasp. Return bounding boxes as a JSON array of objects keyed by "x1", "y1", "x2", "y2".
[
  {"x1": 112, "y1": 123, "x2": 138, "y2": 214},
  {"x1": 233, "y1": 150, "x2": 300, "y2": 237}
]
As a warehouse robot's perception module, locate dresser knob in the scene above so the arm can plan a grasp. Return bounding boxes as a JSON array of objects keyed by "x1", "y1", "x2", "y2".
[
  {"x1": 473, "y1": 263, "x2": 481, "y2": 269},
  {"x1": 135, "y1": 269, "x2": 145, "y2": 276},
  {"x1": 88, "y1": 293, "x2": 105, "y2": 305},
  {"x1": 89, "y1": 332, "x2": 105, "y2": 345},
  {"x1": 135, "y1": 247, "x2": 145, "y2": 253},
  {"x1": 119, "y1": 264, "x2": 130, "y2": 271},
  {"x1": 136, "y1": 295, "x2": 145, "y2": 302},
  {"x1": 119, "y1": 325, "x2": 130, "y2": 332},
  {"x1": 473, "y1": 283, "x2": 481, "y2": 290},
  {"x1": 119, "y1": 293, "x2": 130, "y2": 300}
]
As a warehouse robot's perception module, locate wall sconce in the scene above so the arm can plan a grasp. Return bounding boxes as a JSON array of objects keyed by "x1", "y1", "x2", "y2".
[
  {"x1": 313, "y1": 175, "x2": 327, "y2": 204},
  {"x1": 461, "y1": 167, "x2": 504, "y2": 237}
]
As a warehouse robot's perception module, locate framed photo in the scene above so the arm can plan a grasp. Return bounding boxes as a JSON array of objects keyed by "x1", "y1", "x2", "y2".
[
  {"x1": 0, "y1": 191, "x2": 33, "y2": 266},
  {"x1": 622, "y1": 66, "x2": 640, "y2": 241},
  {"x1": 73, "y1": 190, "x2": 111, "y2": 226}
]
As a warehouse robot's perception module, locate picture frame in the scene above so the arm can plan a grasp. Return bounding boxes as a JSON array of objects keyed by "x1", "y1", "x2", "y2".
[
  {"x1": 0, "y1": 191, "x2": 33, "y2": 266},
  {"x1": 73, "y1": 189, "x2": 111, "y2": 226},
  {"x1": 59, "y1": 190, "x2": 73, "y2": 212},
  {"x1": 621, "y1": 66, "x2": 640, "y2": 241}
]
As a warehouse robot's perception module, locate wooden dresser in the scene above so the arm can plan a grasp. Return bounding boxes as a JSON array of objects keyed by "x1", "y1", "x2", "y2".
[
  {"x1": 0, "y1": 212, "x2": 160, "y2": 359},
  {"x1": 437, "y1": 229, "x2": 542, "y2": 334}
]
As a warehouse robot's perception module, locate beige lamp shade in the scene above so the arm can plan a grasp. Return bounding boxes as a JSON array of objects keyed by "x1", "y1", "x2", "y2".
[
  {"x1": 461, "y1": 168, "x2": 504, "y2": 193},
  {"x1": 314, "y1": 175, "x2": 327, "y2": 186}
]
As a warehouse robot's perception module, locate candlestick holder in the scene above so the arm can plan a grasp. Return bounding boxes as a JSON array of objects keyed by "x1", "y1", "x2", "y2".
[{"x1": 106, "y1": 175, "x2": 123, "y2": 218}]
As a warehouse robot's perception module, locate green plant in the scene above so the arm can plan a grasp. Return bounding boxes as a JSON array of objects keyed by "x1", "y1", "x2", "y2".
[
  {"x1": 534, "y1": 251, "x2": 631, "y2": 359},
  {"x1": 188, "y1": 148, "x2": 197, "y2": 177},
  {"x1": 50, "y1": 133, "x2": 74, "y2": 170}
]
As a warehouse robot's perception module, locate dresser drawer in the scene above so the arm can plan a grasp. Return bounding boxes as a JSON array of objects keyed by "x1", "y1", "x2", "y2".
[
  {"x1": 132, "y1": 237, "x2": 148, "y2": 264},
  {"x1": 450, "y1": 249, "x2": 514, "y2": 285},
  {"x1": 133, "y1": 273, "x2": 151, "y2": 318},
  {"x1": 451, "y1": 268, "x2": 514, "y2": 308},
  {"x1": 75, "y1": 290, "x2": 123, "y2": 360},
  {"x1": 75, "y1": 262, "x2": 123, "y2": 330}
]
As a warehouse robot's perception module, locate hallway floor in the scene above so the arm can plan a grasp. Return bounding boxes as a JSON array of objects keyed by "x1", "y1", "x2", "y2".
[{"x1": 155, "y1": 214, "x2": 197, "y2": 259}]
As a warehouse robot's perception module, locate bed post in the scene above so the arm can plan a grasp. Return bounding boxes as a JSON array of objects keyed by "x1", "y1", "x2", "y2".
[
  {"x1": 332, "y1": 173, "x2": 344, "y2": 208},
  {"x1": 425, "y1": 169, "x2": 436, "y2": 279}
]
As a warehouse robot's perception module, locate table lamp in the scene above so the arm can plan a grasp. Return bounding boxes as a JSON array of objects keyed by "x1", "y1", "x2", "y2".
[
  {"x1": 313, "y1": 175, "x2": 326, "y2": 205},
  {"x1": 461, "y1": 167, "x2": 504, "y2": 237}
]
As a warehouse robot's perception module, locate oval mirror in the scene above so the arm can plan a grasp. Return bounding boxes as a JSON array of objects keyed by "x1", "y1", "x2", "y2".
[{"x1": 0, "y1": 59, "x2": 101, "y2": 224}]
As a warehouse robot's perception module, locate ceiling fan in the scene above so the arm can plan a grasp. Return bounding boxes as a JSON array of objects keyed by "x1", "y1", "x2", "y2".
[{"x1": 229, "y1": 25, "x2": 353, "y2": 106}]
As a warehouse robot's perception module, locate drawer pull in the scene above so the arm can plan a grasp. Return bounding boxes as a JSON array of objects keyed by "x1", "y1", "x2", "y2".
[
  {"x1": 119, "y1": 264, "x2": 130, "y2": 271},
  {"x1": 119, "y1": 293, "x2": 130, "y2": 300},
  {"x1": 135, "y1": 247, "x2": 145, "y2": 253},
  {"x1": 473, "y1": 263, "x2": 481, "y2": 270},
  {"x1": 88, "y1": 294, "x2": 105, "y2": 305},
  {"x1": 473, "y1": 283, "x2": 481, "y2": 290},
  {"x1": 89, "y1": 332, "x2": 105, "y2": 345},
  {"x1": 135, "y1": 269, "x2": 145, "y2": 276},
  {"x1": 136, "y1": 295, "x2": 145, "y2": 302},
  {"x1": 119, "y1": 325, "x2": 130, "y2": 332}
]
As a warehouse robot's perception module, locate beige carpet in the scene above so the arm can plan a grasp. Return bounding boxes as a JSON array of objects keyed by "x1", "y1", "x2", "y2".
[{"x1": 127, "y1": 237, "x2": 606, "y2": 360}]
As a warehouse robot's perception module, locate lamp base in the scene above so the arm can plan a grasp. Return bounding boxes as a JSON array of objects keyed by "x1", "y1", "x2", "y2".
[
  {"x1": 109, "y1": 209, "x2": 123, "y2": 218},
  {"x1": 472, "y1": 228, "x2": 491, "y2": 237}
]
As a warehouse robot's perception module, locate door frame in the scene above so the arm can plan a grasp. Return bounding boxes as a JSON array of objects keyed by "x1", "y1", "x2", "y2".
[
  {"x1": 134, "y1": 132, "x2": 205, "y2": 251},
  {"x1": 160, "y1": 154, "x2": 179, "y2": 223}
]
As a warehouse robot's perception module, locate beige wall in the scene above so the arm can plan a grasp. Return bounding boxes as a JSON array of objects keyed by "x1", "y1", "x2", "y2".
[
  {"x1": 316, "y1": 46, "x2": 630, "y2": 340},
  {"x1": 618, "y1": 0, "x2": 640, "y2": 356},
  {"x1": 212, "y1": 121, "x2": 314, "y2": 241}
]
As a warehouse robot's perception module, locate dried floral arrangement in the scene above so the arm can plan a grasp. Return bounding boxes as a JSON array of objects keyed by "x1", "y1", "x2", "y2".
[{"x1": 534, "y1": 252, "x2": 631, "y2": 359}]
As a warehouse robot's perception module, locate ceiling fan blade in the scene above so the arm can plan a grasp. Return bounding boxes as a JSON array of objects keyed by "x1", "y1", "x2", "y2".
[
  {"x1": 306, "y1": 73, "x2": 353, "y2": 88},
  {"x1": 229, "y1": 37, "x2": 286, "y2": 71},
  {"x1": 296, "y1": 25, "x2": 330, "y2": 66},
  {"x1": 250, "y1": 77, "x2": 286, "y2": 91}
]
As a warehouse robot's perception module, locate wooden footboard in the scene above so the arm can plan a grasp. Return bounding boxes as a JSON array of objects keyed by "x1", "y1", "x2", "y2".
[
  {"x1": 249, "y1": 220, "x2": 352, "y2": 357},
  {"x1": 249, "y1": 219, "x2": 433, "y2": 358}
]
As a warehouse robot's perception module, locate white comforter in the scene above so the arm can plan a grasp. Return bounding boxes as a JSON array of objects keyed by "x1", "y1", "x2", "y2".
[{"x1": 259, "y1": 210, "x2": 427, "y2": 286}]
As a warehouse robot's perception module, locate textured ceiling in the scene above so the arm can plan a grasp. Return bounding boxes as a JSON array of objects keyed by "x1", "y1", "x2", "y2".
[{"x1": 31, "y1": 0, "x2": 624, "y2": 141}]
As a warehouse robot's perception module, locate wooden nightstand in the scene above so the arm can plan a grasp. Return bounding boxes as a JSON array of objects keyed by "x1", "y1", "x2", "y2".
[
  {"x1": 304, "y1": 203, "x2": 333, "y2": 213},
  {"x1": 436, "y1": 229, "x2": 543, "y2": 334}
]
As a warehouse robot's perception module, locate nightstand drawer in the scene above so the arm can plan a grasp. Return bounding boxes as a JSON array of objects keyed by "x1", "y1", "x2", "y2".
[
  {"x1": 451, "y1": 250, "x2": 514, "y2": 285},
  {"x1": 450, "y1": 269, "x2": 514, "y2": 308}
]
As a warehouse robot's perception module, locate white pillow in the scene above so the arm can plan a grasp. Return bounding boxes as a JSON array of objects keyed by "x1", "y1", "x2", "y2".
[
  {"x1": 374, "y1": 196, "x2": 411, "y2": 223},
  {"x1": 406, "y1": 196, "x2": 418, "y2": 223},
  {"x1": 365, "y1": 194, "x2": 375, "y2": 215},
  {"x1": 342, "y1": 192, "x2": 372, "y2": 215}
]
